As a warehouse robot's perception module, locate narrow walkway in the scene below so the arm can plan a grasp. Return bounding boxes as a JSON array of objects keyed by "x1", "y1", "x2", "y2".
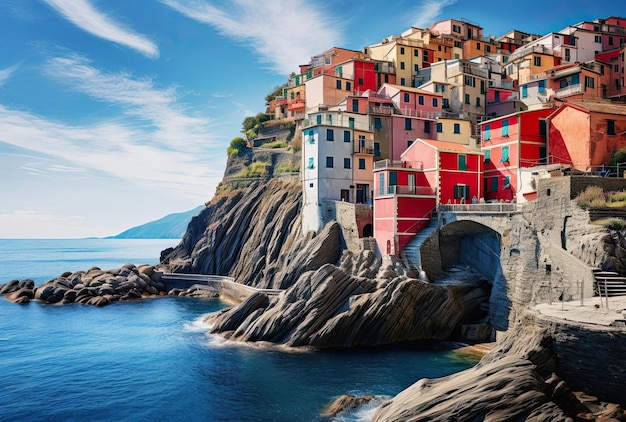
[
  {"x1": 534, "y1": 296, "x2": 626, "y2": 327},
  {"x1": 158, "y1": 272, "x2": 282, "y2": 302}
]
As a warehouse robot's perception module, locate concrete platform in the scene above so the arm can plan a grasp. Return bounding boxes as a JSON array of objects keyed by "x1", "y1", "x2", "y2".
[{"x1": 534, "y1": 296, "x2": 626, "y2": 326}]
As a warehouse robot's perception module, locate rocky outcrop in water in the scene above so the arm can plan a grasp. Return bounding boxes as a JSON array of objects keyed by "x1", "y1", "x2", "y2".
[
  {"x1": 0, "y1": 264, "x2": 166, "y2": 305},
  {"x1": 161, "y1": 179, "x2": 342, "y2": 289},
  {"x1": 372, "y1": 309, "x2": 626, "y2": 421},
  {"x1": 207, "y1": 263, "x2": 490, "y2": 348}
]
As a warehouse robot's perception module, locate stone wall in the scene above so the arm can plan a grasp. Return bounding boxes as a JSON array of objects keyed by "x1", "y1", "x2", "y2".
[{"x1": 320, "y1": 199, "x2": 373, "y2": 252}]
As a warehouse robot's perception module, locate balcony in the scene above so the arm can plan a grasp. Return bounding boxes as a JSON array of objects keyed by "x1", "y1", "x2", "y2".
[
  {"x1": 397, "y1": 108, "x2": 441, "y2": 119},
  {"x1": 374, "y1": 159, "x2": 424, "y2": 170},
  {"x1": 374, "y1": 63, "x2": 396, "y2": 74},
  {"x1": 374, "y1": 185, "x2": 436, "y2": 197},
  {"x1": 369, "y1": 106, "x2": 395, "y2": 115},
  {"x1": 554, "y1": 83, "x2": 581, "y2": 98}
]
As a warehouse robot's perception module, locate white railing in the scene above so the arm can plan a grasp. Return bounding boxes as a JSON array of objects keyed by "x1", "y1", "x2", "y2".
[
  {"x1": 374, "y1": 159, "x2": 424, "y2": 170},
  {"x1": 374, "y1": 185, "x2": 436, "y2": 197},
  {"x1": 439, "y1": 203, "x2": 524, "y2": 213},
  {"x1": 554, "y1": 84, "x2": 582, "y2": 98}
]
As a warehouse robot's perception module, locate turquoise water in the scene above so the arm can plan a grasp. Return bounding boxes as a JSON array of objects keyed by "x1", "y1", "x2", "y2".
[{"x1": 0, "y1": 239, "x2": 476, "y2": 421}]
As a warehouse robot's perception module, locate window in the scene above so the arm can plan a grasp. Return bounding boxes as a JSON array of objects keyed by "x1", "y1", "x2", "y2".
[
  {"x1": 458, "y1": 155, "x2": 466, "y2": 171},
  {"x1": 352, "y1": 99, "x2": 359, "y2": 113},
  {"x1": 374, "y1": 142, "x2": 381, "y2": 156},
  {"x1": 453, "y1": 24, "x2": 461, "y2": 33},
  {"x1": 484, "y1": 149, "x2": 491, "y2": 163},
  {"x1": 424, "y1": 121, "x2": 431, "y2": 133},
  {"x1": 423, "y1": 51, "x2": 429, "y2": 61},
  {"x1": 316, "y1": 114, "x2": 322, "y2": 124},
  {"x1": 608, "y1": 119, "x2": 616, "y2": 136},
  {"x1": 414, "y1": 49, "x2": 419, "y2": 57},
  {"x1": 327, "y1": 114, "x2": 333, "y2": 125},
  {"x1": 433, "y1": 98, "x2": 438, "y2": 107},
  {"x1": 336, "y1": 80, "x2": 342, "y2": 89},
  {"x1": 494, "y1": 91, "x2": 500, "y2": 103},
  {"x1": 348, "y1": 117, "x2": 355, "y2": 128},
  {"x1": 308, "y1": 157, "x2": 314, "y2": 169},
  {"x1": 464, "y1": 75, "x2": 476, "y2": 87},
  {"x1": 326, "y1": 156, "x2": 334, "y2": 168},
  {"x1": 483, "y1": 124, "x2": 491, "y2": 141},
  {"x1": 404, "y1": 93, "x2": 410, "y2": 103},
  {"x1": 404, "y1": 118, "x2": 412, "y2": 130},
  {"x1": 533, "y1": 56, "x2": 541, "y2": 66},
  {"x1": 503, "y1": 176, "x2": 510, "y2": 187},
  {"x1": 358, "y1": 77, "x2": 364, "y2": 85},
  {"x1": 564, "y1": 48, "x2": 570, "y2": 62},
  {"x1": 379, "y1": 173, "x2": 384, "y2": 195},
  {"x1": 585, "y1": 76, "x2": 595, "y2": 89},
  {"x1": 442, "y1": 98, "x2": 449, "y2": 108},
  {"x1": 490, "y1": 176, "x2": 498, "y2": 192},
  {"x1": 502, "y1": 120, "x2": 509, "y2": 137},
  {"x1": 595, "y1": 35, "x2": 602, "y2": 43},
  {"x1": 400, "y1": 61, "x2": 405, "y2": 70},
  {"x1": 344, "y1": 130, "x2": 350, "y2": 142},
  {"x1": 400, "y1": 47, "x2": 405, "y2": 55},
  {"x1": 465, "y1": 93, "x2": 470, "y2": 104},
  {"x1": 327, "y1": 129, "x2": 334, "y2": 141},
  {"x1": 539, "y1": 119, "x2": 546, "y2": 136},
  {"x1": 437, "y1": 122, "x2": 443, "y2": 133},
  {"x1": 454, "y1": 40, "x2": 462, "y2": 48},
  {"x1": 477, "y1": 42, "x2": 481, "y2": 50},
  {"x1": 480, "y1": 80, "x2": 486, "y2": 94},
  {"x1": 374, "y1": 117, "x2": 382, "y2": 129},
  {"x1": 359, "y1": 158, "x2": 366, "y2": 170},
  {"x1": 407, "y1": 140, "x2": 413, "y2": 148},
  {"x1": 454, "y1": 184, "x2": 470, "y2": 199},
  {"x1": 538, "y1": 80, "x2": 546, "y2": 93},
  {"x1": 344, "y1": 158, "x2": 351, "y2": 169},
  {"x1": 340, "y1": 189, "x2": 350, "y2": 202},
  {"x1": 454, "y1": 123, "x2": 461, "y2": 134},
  {"x1": 418, "y1": 95, "x2": 424, "y2": 105},
  {"x1": 346, "y1": 81, "x2": 351, "y2": 91},
  {"x1": 486, "y1": 45, "x2": 491, "y2": 53},
  {"x1": 475, "y1": 97, "x2": 481, "y2": 106},
  {"x1": 501, "y1": 146, "x2": 510, "y2": 162},
  {"x1": 414, "y1": 64, "x2": 419, "y2": 72},
  {"x1": 400, "y1": 77, "x2": 406, "y2": 86},
  {"x1": 521, "y1": 85, "x2": 528, "y2": 98},
  {"x1": 609, "y1": 36, "x2": 614, "y2": 46}
]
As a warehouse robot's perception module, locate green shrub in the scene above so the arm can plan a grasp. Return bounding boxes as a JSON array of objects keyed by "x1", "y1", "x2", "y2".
[
  {"x1": 275, "y1": 165, "x2": 300, "y2": 174},
  {"x1": 602, "y1": 219, "x2": 626, "y2": 230},
  {"x1": 608, "y1": 190, "x2": 626, "y2": 204},
  {"x1": 290, "y1": 137, "x2": 302, "y2": 153},
  {"x1": 259, "y1": 141, "x2": 287, "y2": 149},
  {"x1": 226, "y1": 137, "x2": 248, "y2": 156}
]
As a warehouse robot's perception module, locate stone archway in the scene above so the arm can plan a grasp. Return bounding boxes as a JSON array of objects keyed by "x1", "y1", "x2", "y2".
[{"x1": 362, "y1": 224, "x2": 373, "y2": 238}]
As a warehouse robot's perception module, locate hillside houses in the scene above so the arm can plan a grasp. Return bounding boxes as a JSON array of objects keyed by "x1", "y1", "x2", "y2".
[{"x1": 266, "y1": 15, "x2": 626, "y2": 256}]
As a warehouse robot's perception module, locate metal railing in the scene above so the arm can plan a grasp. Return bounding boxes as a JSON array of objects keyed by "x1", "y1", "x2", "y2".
[
  {"x1": 374, "y1": 159, "x2": 424, "y2": 170},
  {"x1": 374, "y1": 185, "x2": 436, "y2": 197},
  {"x1": 439, "y1": 202, "x2": 523, "y2": 213}
]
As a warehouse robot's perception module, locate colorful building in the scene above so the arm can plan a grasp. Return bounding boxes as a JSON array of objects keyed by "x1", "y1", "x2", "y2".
[
  {"x1": 547, "y1": 100, "x2": 626, "y2": 172},
  {"x1": 480, "y1": 109, "x2": 554, "y2": 203}
]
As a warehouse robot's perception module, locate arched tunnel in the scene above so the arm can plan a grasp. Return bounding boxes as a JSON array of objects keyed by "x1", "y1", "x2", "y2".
[{"x1": 436, "y1": 220, "x2": 502, "y2": 284}]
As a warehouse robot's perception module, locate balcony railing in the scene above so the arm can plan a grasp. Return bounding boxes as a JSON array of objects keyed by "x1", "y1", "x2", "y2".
[
  {"x1": 554, "y1": 83, "x2": 581, "y2": 98},
  {"x1": 439, "y1": 203, "x2": 523, "y2": 213},
  {"x1": 397, "y1": 108, "x2": 441, "y2": 119},
  {"x1": 374, "y1": 185, "x2": 436, "y2": 197},
  {"x1": 374, "y1": 159, "x2": 424, "y2": 170},
  {"x1": 369, "y1": 106, "x2": 394, "y2": 115}
]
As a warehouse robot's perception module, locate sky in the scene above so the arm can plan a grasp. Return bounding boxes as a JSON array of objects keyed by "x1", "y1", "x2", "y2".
[{"x1": 0, "y1": 0, "x2": 623, "y2": 238}]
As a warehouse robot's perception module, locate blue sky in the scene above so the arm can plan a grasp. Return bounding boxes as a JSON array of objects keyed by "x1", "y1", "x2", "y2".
[{"x1": 0, "y1": 0, "x2": 623, "y2": 238}]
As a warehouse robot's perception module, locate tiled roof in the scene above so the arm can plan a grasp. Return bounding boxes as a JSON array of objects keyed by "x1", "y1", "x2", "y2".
[
  {"x1": 418, "y1": 138, "x2": 476, "y2": 153},
  {"x1": 567, "y1": 100, "x2": 626, "y2": 116}
]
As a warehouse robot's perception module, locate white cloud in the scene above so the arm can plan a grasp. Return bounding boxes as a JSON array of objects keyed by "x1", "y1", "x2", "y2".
[
  {"x1": 412, "y1": 0, "x2": 458, "y2": 28},
  {"x1": 0, "y1": 64, "x2": 19, "y2": 86},
  {"x1": 0, "y1": 54, "x2": 226, "y2": 206},
  {"x1": 44, "y1": 54, "x2": 216, "y2": 151},
  {"x1": 161, "y1": 0, "x2": 342, "y2": 74},
  {"x1": 42, "y1": 0, "x2": 159, "y2": 59}
]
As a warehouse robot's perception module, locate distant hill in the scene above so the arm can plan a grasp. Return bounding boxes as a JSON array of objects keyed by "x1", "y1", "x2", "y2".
[{"x1": 107, "y1": 205, "x2": 204, "y2": 239}]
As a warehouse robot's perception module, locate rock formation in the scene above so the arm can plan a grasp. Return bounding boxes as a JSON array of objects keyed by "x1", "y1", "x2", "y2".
[
  {"x1": 161, "y1": 179, "x2": 342, "y2": 289},
  {"x1": 207, "y1": 263, "x2": 491, "y2": 348},
  {"x1": 372, "y1": 309, "x2": 626, "y2": 421}
]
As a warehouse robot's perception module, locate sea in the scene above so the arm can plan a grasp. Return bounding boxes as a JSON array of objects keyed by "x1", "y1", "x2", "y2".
[{"x1": 0, "y1": 239, "x2": 477, "y2": 422}]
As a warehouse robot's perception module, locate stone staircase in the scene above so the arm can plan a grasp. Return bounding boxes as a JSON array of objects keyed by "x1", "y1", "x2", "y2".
[
  {"x1": 592, "y1": 269, "x2": 626, "y2": 297},
  {"x1": 402, "y1": 214, "x2": 439, "y2": 278}
]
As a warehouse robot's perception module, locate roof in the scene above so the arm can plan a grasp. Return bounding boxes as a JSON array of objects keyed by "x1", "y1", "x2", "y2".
[
  {"x1": 417, "y1": 138, "x2": 477, "y2": 154},
  {"x1": 566, "y1": 100, "x2": 626, "y2": 116}
]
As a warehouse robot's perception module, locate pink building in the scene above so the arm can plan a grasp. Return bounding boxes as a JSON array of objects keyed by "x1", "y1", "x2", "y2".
[{"x1": 373, "y1": 138, "x2": 482, "y2": 256}]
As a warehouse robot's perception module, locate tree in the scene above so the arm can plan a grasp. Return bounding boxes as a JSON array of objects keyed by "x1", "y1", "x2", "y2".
[{"x1": 227, "y1": 137, "x2": 248, "y2": 156}]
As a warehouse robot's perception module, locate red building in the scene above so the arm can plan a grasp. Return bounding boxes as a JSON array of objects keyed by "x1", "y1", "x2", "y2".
[
  {"x1": 373, "y1": 138, "x2": 482, "y2": 256},
  {"x1": 547, "y1": 100, "x2": 626, "y2": 172},
  {"x1": 480, "y1": 108, "x2": 554, "y2": 203}
]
